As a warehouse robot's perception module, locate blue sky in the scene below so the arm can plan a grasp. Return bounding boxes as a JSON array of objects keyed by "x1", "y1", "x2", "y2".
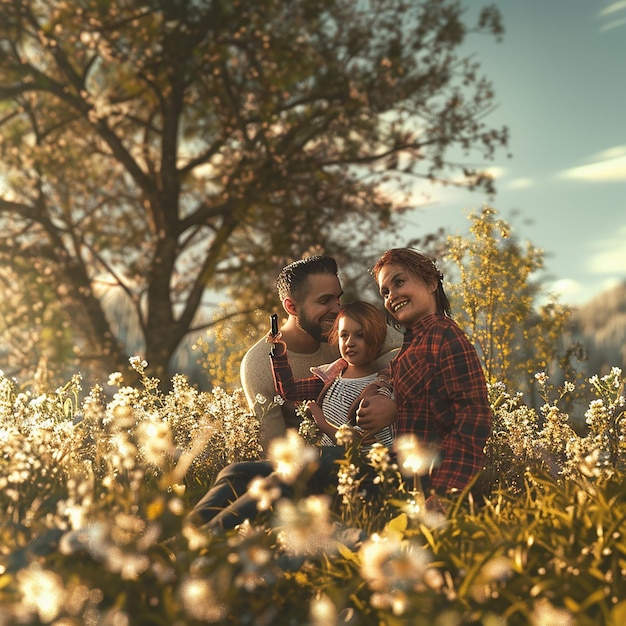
[{"x1": 398, "y1": 0, "x2": 626, "y2": 307}]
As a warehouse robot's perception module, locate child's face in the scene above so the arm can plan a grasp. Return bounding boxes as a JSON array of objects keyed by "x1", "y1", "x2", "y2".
[
  {"x1": 377, "y1": 262, "x2": 437, "y2": 328},
  {"x1": 337, "y1": 315, "x2": 372, "y2": 367}
]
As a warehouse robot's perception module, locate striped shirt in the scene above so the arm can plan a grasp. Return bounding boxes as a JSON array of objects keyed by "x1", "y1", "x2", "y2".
[
  {"x1": 320, "y1": 374, "x2": 394, "y2": 448},
  {"x1": 271, "y1": 355, "x2": 393, "y2": 449}
]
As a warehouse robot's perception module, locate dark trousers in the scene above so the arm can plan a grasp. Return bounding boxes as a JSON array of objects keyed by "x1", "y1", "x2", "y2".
[{"x1": 188, "y1": 447, "x2": 346, "y2": 530}]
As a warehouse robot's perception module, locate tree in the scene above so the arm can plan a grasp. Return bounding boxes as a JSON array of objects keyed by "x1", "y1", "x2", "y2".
[
  {"x1": 0, "y1": 0, "x2": 508, "y2": 384},
  {"x1": 446, "y1": 207, "x2": 579, "y2": 402}
]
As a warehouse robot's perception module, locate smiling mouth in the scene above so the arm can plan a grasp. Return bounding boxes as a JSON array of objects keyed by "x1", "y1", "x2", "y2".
[{"x1": 393, "y1": 301, "x2": 408, "y2": 313}]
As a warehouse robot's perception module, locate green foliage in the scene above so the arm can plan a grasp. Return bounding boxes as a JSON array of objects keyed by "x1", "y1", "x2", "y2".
[
  {"x1": 0, "y1": 263, "x2": 75, "y2": 385},
  {"x1": 193, "y1": 306, "x2": 265, "y2": 391},
  {"x1": 447, "y1": 207, "x2": 580, "y2": 400},
  {"x1": 1, "y1": 360, "x2": 625, "y2": 624},
  {"x1": 0, "y1": 0, "x2": 508, "y2": 383}
]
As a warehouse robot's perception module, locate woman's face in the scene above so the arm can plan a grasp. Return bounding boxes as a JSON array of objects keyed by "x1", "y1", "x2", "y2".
[{"x1": 377, "y1": 262, "x2": 437, "y2": 328}]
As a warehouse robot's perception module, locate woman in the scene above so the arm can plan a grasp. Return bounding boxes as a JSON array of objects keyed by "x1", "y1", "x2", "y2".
[{"x1": 356, "y1": 248, "x2": 493, "y2": 505}]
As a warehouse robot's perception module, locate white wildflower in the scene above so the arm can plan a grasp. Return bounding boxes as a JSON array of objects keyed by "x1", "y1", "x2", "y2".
[
  {"x1": 129, "y1": 356, "x2": 148, "y2": 372},
  {"x1": 268, "y1": 429, "x2": 318, "y2": 483},
  {"x1": 337, "y1": 462, "x2": 360, "y2": 505},
  {"x1": 394, "y1": 434, "x2": 439, "y2": 477},
  {"x1": 367, "y1": 442, "x2": 391, "y2": 472},
  {"x1": 247, "y1": 476, "x2": 282, "y2": 511},
  {"x1": 107, "y1": 372, "x2": 124, "y2": 387},
  {"x1": 335, "y1": 423, "x2": 354, "y2": 446},
  {"x1": 275, "y1": 494, "x2": 336, "y2": 555}
]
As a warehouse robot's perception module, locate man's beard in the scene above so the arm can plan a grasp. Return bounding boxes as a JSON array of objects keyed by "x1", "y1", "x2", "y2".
[{"x1": 297, "y1": 311, "x2": 329, "y2": 343}]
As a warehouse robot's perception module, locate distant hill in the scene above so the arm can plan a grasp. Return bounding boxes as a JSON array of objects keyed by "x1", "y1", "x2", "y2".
[{"x1": 569, "y1": 281, "x2": 626, "y2": 376}]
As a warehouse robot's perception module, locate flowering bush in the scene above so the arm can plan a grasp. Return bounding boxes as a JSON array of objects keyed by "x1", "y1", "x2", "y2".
[
  {"x1": 0, "y1": 361, "x2": 625, "y2": 625},
  {"x1": 485, "y1": 367, "x2": 626, "y2": 490}
]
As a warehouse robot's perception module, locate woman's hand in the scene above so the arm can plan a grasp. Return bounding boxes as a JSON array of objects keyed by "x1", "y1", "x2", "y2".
[{"x1": 356, "y1": 394, "x2": 397, "y2": 433}]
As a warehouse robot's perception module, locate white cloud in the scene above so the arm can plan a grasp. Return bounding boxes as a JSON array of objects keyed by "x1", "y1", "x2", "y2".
[
  {"x1": 599, "y1": 1, "x2": 626, "y2": 16},
  {"x1": 548, "y1": 225, "x2": 626, "y2": 306},
  {"x1": 589, "y1": 248, "x2": 626, "y2": 276},
  {"x1": 547, "y1": 275, "x2": 624, "y2": 307},
  {"x1": 549, "y1": 278, "x2": 584, "y2": 299},
  {"x1": 589, "y1": 224, "x2": 626, "y2": 275},
  {"x1": 559, "y1": 146, "x2": 626, "y2": 182},
  {"x1": 598, "y1": 1, "x2": 626, "y2": 30},
  {"x1": 507, "y1": 177, "x2": 534, "y2": 190},
  {"x1": 600, "y1": 17, "x2": 626, "y2": 31}
]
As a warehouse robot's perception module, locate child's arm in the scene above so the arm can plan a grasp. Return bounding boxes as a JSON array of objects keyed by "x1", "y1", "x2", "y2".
[
  {"x1": 268, "y1": 335, "x2": 324, "y2": 402},
  {"x1": 305, "y1": 400, "x2": 339, "y2": 442}
]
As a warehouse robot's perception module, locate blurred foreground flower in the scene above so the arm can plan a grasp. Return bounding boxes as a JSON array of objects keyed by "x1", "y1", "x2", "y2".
[
  {"x1": 136, "y1": 413, "x2": 176, "y2": 468},
  {"x1": 268, "y1": 429, "x2": 318, "y2": 484},
  {"x1": 530, "y1": 598, "x2": 575, "y2": 626},
  {"x1": 248, "y1": 475, "x2": 282, "y2": 511},
  {"x1": 310, "y1": 593, "x2": 338, "y2": 626},
  {"x1": 358, "y1": 532, "x2": 438, "y2": 615},
  {"x1": 274, "y1": 494, "x2": 336, "y2": 556},
  {"x1": 178, "y1": 576, "x2": 228, "y2": 622},
  {"x1": 394, "y1": 434, "x2": 439, "y2": 478},
  {"x1": 16, "y1": 564, "x2": 66, "y2": 623}
]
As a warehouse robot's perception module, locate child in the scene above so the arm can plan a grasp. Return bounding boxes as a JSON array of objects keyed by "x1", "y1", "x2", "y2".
[{"x1": 269, "y1": 300, "x2": 394, "y2": 449}]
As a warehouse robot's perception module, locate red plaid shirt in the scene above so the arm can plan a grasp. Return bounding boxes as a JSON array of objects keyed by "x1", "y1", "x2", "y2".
[
  {"x1": 382, "y1": 313, "x2": 492, "y2": 493},
  {"x1": 271, "y1": 356, "x2": 344, "y2": 401}
]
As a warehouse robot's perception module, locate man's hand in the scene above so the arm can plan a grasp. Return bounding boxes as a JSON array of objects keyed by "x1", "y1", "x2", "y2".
[{"x1": 356, "y1": 394, "x2": 397, "y2": 433}]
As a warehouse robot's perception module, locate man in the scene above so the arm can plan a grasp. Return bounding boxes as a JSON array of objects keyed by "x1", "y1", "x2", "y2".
[{"x1": 240, "y1": 255, "x2": 400, "y2": 453}]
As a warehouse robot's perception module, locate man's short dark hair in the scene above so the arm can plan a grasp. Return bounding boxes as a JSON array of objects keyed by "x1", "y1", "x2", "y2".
[{"x1": 276, "y1": 255, "x2": 338, "y2": 302}]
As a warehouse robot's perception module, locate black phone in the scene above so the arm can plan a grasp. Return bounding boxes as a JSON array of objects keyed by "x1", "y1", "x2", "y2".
[
  {"x1": 269, "y1": 314, "x2": 279, "y2": 356},
  {"x1": 270, "y1": 313, "x2": 279, "y2": 337}
]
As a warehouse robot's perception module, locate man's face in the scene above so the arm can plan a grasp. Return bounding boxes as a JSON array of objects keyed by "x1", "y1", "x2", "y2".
[{"x1": 295, "y1": 274, "x2": 343, "y2": 342}]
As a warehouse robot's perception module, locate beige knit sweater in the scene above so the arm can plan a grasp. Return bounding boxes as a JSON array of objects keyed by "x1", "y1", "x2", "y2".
[{"x1": 240, "y1": 337, "x2": 339, "y2": 452}]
